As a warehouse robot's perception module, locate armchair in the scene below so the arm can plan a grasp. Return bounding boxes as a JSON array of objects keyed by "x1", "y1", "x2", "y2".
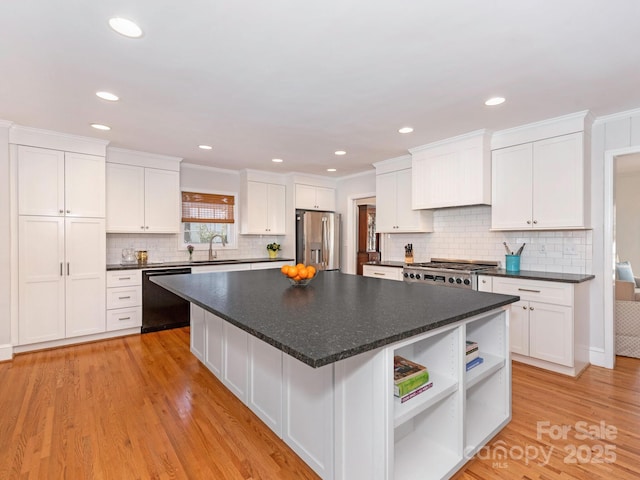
[{"x1": 615, "y1": 261, "x2": 640, "y2": 358}]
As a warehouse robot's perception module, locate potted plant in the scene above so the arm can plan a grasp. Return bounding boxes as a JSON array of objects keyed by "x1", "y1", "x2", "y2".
[
  {"x1": 187, "y1": 244, "x2": 194, "y2": 261},
  {"x1": 266, "y1": 242, "x2": 281, "y2": 259}
]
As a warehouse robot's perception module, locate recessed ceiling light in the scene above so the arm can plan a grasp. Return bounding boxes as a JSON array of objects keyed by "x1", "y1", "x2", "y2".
[
  {"x1": 96, "y1": 91, "x2": 119, "y2": 102},
  {"x1": 198, "y1": 145, "x2": 213, "y2": 150},
  {"x1": 272, "y1": 158, "x2": 283, "y2": 163},
  {"x1": 398, "y1": 127, "x2": 414, "y2": 134},
  {"x1": 334, "y1": 150, "x2": 346, "y2": 156},
  {"x1": 90, "y1": 123, "x2": 111, "y2": 131},
  {"x1": 108, "y1": 17, "x2": 143, "y2": 38},
  {"x1": 485, "y1": 97, "x2": 506, "y2": 106},
  {"x1": 327, "y1": 168, "x2": 337, "y2": 172}
]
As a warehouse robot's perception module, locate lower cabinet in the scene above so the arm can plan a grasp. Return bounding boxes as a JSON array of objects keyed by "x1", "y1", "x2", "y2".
[
  {"x1": 190, "y1": 303, "x2": 509, "y2": 479},
  {"x1": 106, "y1": 269, "x2": 142, "y2": 331},
  {"x1": 479, "y1": 275, "x2": 589, "y2": 376}
]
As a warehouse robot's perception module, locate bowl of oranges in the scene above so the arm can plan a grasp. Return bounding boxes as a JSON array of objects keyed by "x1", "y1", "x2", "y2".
[{"x1": 280, "y1": 263, "x2": 317, "y2": 287}]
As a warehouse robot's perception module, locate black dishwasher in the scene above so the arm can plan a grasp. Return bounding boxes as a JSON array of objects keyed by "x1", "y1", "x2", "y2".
[{"x1": 142, "y1": 268, "x2": 192, "y2": 333}]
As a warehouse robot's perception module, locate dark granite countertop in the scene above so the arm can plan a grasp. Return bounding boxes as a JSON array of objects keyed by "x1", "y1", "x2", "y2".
[
  {"x1": 480, "y1": 269, "x2": 595, "y2": 284},
  {"x1": 152, "y1": 270, "x2": 519, "y2": 368},
  {"x1": 107, "y1": 257, "x2": 295, "y2": 271},
  {"x1": 363, "y1": 261, "x2": 405, "y2": 268}
]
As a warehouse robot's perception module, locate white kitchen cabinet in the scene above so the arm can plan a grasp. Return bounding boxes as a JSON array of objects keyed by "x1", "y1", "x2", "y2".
[
  {"x1": 18, "y1": 216, "x2": 106, "y2": 344},
  {"x1": 491, "y1": 132, "x2": 588, "y2": 230},
  {"x1": 106, "y1": 270, "x2": 142, "y2": 332},
  {"x1": 295, "y1": 184, "x2": 336, "y2": 211},
  {"x1": 241, "y1": 181, "x2": 286, "y2": 234},
  {"x1": 248, "y1": 337, "x2": 283, "y2": 436},
  {"x1": 204, "y1": 310, "x2": 224, "y2": 379},
  {"x1": 283, "y1": 355, "x2": 334, "y2": 480},
  {"x1": 362, "y1": 264, "x2": 403, "y2": 281},
  {"x1": 250, "y1": 261, "x2": 290, "y2": 270},
  {"x1": 18, "y1": 145, "x2": 105, "y2": 218},
  {"x1": 106, "y1": 163, "x2": 180, "y2": 233},
  {"x1": 190, "y1": 303, "x2": 206, "y2": 362},
  {"x1": 191, "y1": 263, "x2": 251, "y2": 273},
  {"x1": 483, "y1": 275, "x2": 589, "y2": 376},
  {"x1": 411, "y1": 130, "x2": 491, "y2": 209},
  {"x1": 376, "y1": 169, "x2": 433, "y2": 233},
  {"x1": 223, "y1": 322, "x2": 249, "y2": 403}
]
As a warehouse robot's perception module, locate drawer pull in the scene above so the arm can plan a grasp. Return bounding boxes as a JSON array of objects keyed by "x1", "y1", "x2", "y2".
[
  {"x1": 118, "y1": 316, "x2": 131, "y2": 321},
  {"x1": 118, "y1": 277, "x2": 131, "y2": 280},
  {"x1": 518, "y1": 288, "x2": 541, "y2": 293},
  {"x1": 373, "y1": 272, "x2": 386, "y2": 276},
  {"x1": 118, "y1": 296, "x2": 131, "y2": 300}
]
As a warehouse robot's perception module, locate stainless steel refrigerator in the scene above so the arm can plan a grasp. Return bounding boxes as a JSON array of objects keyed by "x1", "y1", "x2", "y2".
[{"x1": 295, "y1": 209, "x2": 340, "y2": 271}]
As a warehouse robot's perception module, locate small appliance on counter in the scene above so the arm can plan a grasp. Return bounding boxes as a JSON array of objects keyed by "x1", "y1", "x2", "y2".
[
  {"x1": 121, "y1": 248, "x2": 137, "y2": 264},
  {"x1": 136, "y1": 250, "x2": 148, "y2": 265}
]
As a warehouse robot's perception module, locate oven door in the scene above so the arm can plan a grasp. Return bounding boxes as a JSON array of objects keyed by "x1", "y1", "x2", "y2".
[{"x1": 142, "y1": 268, "x2": 192, "y2": 333}]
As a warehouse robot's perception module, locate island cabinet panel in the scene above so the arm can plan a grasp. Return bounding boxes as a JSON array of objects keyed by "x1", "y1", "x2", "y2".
[
  {"x1": 248, "y1": 337, "x2": 283, "y2": 436},
  {"x1": 190, "y1": 303, "x2": 205, "y2": 362},
  {"x1": 223, "y1": 322, "x2": 249, "y2": 403},
  {"x1": 204, "y1": 311, "x2": 224, "y2": 379},
  {"x1": 282, "y1": 355, "x2": 335, "y2": 480}
]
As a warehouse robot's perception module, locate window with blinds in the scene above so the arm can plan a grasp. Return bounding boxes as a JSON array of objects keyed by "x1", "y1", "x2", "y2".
[{"x1": 181, "y1": 192, "x2": 235, "y2": 224}]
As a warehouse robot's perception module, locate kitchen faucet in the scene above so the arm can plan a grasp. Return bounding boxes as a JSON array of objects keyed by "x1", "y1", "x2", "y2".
[{"x1": 208, "y1": 233, "x2": 227, "y2": 260}]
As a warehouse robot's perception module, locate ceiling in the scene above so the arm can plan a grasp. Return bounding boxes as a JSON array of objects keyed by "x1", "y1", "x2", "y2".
[{"x1": 1, "y1": 1, "x2": 639, "y2": 177}]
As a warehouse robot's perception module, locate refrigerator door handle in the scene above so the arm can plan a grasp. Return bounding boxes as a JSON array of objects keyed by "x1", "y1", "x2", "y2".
[{"x1": 322, "y1": 216, "x2": 329, "y2": 268}]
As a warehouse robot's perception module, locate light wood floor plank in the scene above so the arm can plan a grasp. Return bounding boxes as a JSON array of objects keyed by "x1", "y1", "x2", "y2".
[{"x1": 1, "y1": 327, "x2": 638, "y2": 479}]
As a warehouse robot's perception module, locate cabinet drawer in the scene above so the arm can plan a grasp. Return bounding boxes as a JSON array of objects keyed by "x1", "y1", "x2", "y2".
[
  {"x1": 107, "y1": 269, "x2": 141, "y2": 287},
  {"x1": 106, "y1": 306, "x2": 142, "y2": 331},
  {"x1": 106, "y1": 286, "x2": 142, "y2": 309},
  {"x1": 362, "y1": 265, "x2": 403, "y2": 281},
  {"x1": 491, "y1": 277, "x2": 572, "y2": 306}
]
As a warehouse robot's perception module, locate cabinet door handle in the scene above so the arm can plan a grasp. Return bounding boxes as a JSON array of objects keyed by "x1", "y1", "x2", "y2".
[
  {"x1": 66, "y1": 209, "x2": 71, "y2": 214},
  {"x1": 533, "y1": 220, "x2": 538, "y2": 225},
  {"x1": 60, "y1": 263, "x2": 63, "y2": 276},
  {"x1": 522, "y1": 305, "x2": 528, "y2": 310},
  {"x1": 118, "y1": 277, "x2": 131, "y2": 280},
  {"x1": 518, "y1": 288, "x2": 540, "y2": 293},
  {"x1": 118, "y1": 316, "x2": 131, "y2": 321},
  {"x1": 529, "y1": 307, "x2": 535, "y2": 311},
  {"x1": 67, "y1": 263, "x2": 70, "y2": 275},
  {"x1": 373, "y1": 272, "x2": 386, "y2": 276},
  {"x1": 59, "y1": 209, "x2": 64, "y2": 214},
  {"x1": 145, "y1": 226, "x2": 149, "y2": 229},
  {"x1": 526, "y1": 220, "x2": 531, "y2": 225},
  {"x1": 140, "y1": 226, "x2": 145, "y2": 229},
  {"x1": 118, "y1": 296, "x2": 131, "y2": 300}
]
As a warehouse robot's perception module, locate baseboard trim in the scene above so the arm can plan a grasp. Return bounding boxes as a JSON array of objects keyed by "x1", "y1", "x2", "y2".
[
  {"x1": 589, "y1": 347, "x2": 607, "y2": 368},
  {"x1": 0, "y1": 344, "x2": 14, "y2": 362},
  {"x1": 12, "y1": 328, "x2": 140, "y2": 355}
]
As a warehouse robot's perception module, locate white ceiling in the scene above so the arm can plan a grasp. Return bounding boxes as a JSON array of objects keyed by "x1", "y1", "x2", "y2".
[{"x1": 1, "y1": 1, "x2": 639, "y2": 177}]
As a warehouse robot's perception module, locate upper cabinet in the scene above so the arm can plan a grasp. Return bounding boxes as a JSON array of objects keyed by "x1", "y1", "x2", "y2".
[
  {"x1": 105, "y1": 148, "x2": 181, "y2": 234},
  {"x1": 240, "y1": 180, "x2": 286, "y2": 235},
  {"x1": 18, "y1": 145, "x2": 105, "y2": 218},
  {"x1": 491, "y1": 111, "x2": 592, "y2": 231},
  {"x1": 374, "y1": 156, "x2": 433, "y2": 233},
  {"x1": 410, "y1": 130, "x2": 491, "y2": 209},
  {"x1": 295, "y1": 184, "x2": 336, "y2": 211}
]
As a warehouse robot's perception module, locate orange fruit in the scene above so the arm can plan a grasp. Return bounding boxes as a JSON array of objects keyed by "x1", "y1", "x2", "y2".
[
  {"x1": 281, "y1": 265, "x2": 290, "y2": 275},
  {"x1": 287, "y1": 266, "x2": 298, "y2": 278},
  {"x1": 296, "y1": 263, "x2": 305, "y2": 269},
  {"x1": 297, "y1": 267, "x2": 308, "y2": 279},
  {"x1": 293, "y1": 275, "x2": 301, "y2": 282},
  {"x1": 307, "y1": 266, "x2": 316, "y2": 278}
]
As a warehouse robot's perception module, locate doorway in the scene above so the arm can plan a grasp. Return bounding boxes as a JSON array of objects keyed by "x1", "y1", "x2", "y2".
[
  {"x1": 604, "y1": 147, "x2": 640, "y2": 368},
  {"x1": 356, "y1": 201, "x2": 380, "y2": 275}
]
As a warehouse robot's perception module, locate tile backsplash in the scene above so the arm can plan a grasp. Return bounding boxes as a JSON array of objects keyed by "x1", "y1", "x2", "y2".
[
  {"x1": 383, "y1": 205, "x2": 592, "y2": 274},
  {"x1": 107, "y1": 234, "x2": 285, "y2": 265}
]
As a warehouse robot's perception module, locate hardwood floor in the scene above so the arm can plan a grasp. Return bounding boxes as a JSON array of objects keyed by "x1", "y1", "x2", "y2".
[{"x1": 1, "y1": 328, "x2": 639, "y2": 479}]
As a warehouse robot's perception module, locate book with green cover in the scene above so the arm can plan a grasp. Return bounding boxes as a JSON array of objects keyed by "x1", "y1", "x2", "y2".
[{"x1": 394, "y1": 370, "x2": 430, "y2": 397}]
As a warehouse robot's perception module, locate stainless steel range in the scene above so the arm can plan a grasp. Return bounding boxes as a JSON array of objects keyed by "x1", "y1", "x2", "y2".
[{"x1": 402, "y1": 258, "x2": 498, "y2": 289}]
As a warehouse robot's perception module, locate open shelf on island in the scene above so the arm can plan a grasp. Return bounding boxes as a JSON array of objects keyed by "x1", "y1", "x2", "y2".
[
  {"x1": 466, "y1": 352, "x2": 505, "y2": 389},
  {"x1": 394, "y1": 371, "x2": 458, "y2": 428},
  {"x1": 466, "y1": 366, "x2": 510, "y2": 449}
]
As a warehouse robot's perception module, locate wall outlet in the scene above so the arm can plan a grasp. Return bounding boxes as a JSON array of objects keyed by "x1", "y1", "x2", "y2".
[
  {"x1": 564, "y1": 245, "x2": 578, "y2": 255},
  {"x1": 538, "y1": 244, "x2": 546, "y2": 253}
]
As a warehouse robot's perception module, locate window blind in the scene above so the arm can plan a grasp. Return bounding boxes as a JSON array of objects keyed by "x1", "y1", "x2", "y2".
[{"x1": 181, "y1": 192, "x2": 235, "y2": 223}]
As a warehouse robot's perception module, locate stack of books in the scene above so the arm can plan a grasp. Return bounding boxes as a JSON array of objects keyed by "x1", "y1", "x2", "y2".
[
  {"x1": 394, "y1": 356, "x2": 433, "y2": 403},
  {"x1": 466, "y1": 340, "x2": 484, "y2": 371}
]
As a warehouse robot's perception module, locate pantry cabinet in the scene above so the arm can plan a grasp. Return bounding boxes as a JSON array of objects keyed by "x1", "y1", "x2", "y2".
[
  {"x1": 479, "y1": 275, "x2": 589, "y2": 376},
  {"x1": 18, "y1": 145, "x2": 105, "y2": 218},
  {"x1": 410, "y1": 130, "x2": 491, "y2": 209},
  {"x1": 295, "y1": 184, "x2": 336, "y2": 211},
  {"x1": 18, "y1": 216, "x2": 106, "y2": 344},
  {"x1": 106, "y1": 163, "x2": 180, "y2": 233},
  {"x1": 376, "y1": 169, "x2": 433, "y2": 233},
  {"x1": 491, "y1": 132, "x2": 588, "y2": 230},
  {"x1": 241, "y1": 181, "x2": 286, "y2": 234}
]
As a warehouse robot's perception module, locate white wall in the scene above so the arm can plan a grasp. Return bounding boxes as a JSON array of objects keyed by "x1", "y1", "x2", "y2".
[
  {"x1": 615, "y1": 169, "x2": 640, "y2": 268},
  {"x1": 335, "y1": 170, "x2": 376, "y2": 274},
  {"x1": 106, "y1": 163, "x2": 288, "y2": 264},
  {"x1": 0, "y1": 121, "x2": 11, "y2": 356}
]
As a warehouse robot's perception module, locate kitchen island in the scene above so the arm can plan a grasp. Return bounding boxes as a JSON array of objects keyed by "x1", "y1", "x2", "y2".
[{"x1": 153, "y1": 270, "x2": 519, "y2": 480}]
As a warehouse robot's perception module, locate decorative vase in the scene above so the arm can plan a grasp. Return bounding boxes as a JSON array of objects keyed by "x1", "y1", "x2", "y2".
[
  {"x1": 189, "y1": 252, "x2": 193, "y2": 261},
  {"x1": 268, "y1": 250, "x2": 278, "y2": 259}
]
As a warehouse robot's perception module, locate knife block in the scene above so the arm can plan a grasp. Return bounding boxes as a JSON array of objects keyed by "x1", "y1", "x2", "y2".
[{"x1": 405, "y1": 255, "x2": 414, "y2": 264}]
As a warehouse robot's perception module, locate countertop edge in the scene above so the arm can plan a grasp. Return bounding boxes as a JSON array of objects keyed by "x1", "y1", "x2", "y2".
[
  {"x1": 480, "y1": 269, "x2": 595, "y2": 284},
  {"x1": 107, "y1": 257, "x2": 295, "y2": 271}
]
